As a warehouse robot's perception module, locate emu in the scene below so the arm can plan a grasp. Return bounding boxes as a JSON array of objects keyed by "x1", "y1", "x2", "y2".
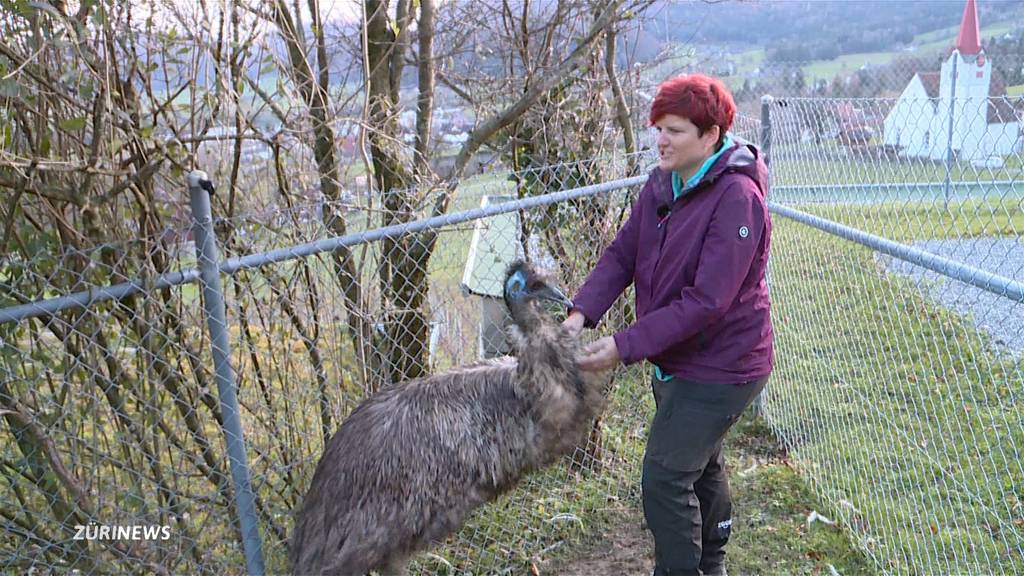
[{"x1": 290, "y1": 261, "x2": 607, "y2": 575}]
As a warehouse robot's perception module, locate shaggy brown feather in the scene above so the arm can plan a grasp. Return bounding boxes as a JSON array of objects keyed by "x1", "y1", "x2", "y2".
[{"x1": 290, "y1": 262, "x2": 607, "y2": 575}]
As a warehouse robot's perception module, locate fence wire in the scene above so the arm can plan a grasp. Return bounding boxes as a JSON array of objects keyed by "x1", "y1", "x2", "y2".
[
  {"x1": 4, "y1": 87, "x2": 1023, "y2": 576},
  {"x1": 764, "y1": 93, "x2": 1024, "y2": 575},
  {"x1": 0, "y1": 147, "x2": 662, "y2": 574}
]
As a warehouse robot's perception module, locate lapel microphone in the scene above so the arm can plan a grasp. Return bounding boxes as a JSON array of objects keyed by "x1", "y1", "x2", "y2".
[{"x1": 657, "y1": 204, "x2": 671, "y2": 228}]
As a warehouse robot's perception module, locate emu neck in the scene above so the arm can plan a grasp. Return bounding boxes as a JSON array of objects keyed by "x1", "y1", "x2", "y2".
[
  {"x1": 509, "y1": 301, "x2": 576, "y2": 390},
  {"x1": 508, "y1": 299, "x2": 546, "y2": 337}
]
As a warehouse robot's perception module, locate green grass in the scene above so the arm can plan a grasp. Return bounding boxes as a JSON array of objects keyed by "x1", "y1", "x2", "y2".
[
  {"x1": 772, "y1": 151, "x2": 1023, "y2": 187},
  {"x1": 428, "y1": 171, "x2": 515, "y2": 293},
  {"x1": 798, "y1": 199, "x2": 1024, "y2": 242},
  {"x1": 728, "y1": 416, "x2": 879, "y2": 574},
  {"x1": 721, "y1": 49, "x2": 767, "y2": 91},
  {"x1": 536, "y1": 406, "x2": 877, "y2": 575},
  {"x1": 802, "y1": 51, "x2": 903, "y2": 84},
  {"x1": 735, "y1": 49, "x2": 766, "y2": 72},
  {"x1": 764, "y1": 20, "x2": 1023, "y2": 86},
  {"x1": 643, "y1": 42, "x2": 699, "y2": 84},
  {"x1": 708, "y1": 14, "x2": 1019, "y2": 94},
  {"x1": 1007, "y1": 84, "x2": 1024, "y2": 97},
  {"x1": 765, "y1": 214, "x2": 1024, "y2": 573},
  {"x1": 915, "y1": 21, "x2": 1019, "y2": 54}
]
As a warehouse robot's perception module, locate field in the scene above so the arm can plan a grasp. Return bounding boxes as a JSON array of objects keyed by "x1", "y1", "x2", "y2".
[
  {"x1": 800, "y1": 20, "x2": 1019, "y2": 83},
  {"x1": 542, "y1": 408, "x2": 879, "y2": 575},
  {"x1": 715, "y1": 19, "x2": 1021, "y2": 91},
  {"x1": 395, "y1": 161, "x2": 1023, "y2": 573},
  {"x1": 764, "y1": 213, "x2": 1024, "y2": 574}
]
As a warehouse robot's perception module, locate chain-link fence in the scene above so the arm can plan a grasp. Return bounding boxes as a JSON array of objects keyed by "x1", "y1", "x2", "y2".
[
  {"x1": 1, "y1": 142, "x2": 671, "y2": 574},
  {"x1": 763, "y1": 88, "x2": 1024, "y2": 574},
  {"x1": 5, "y1": 80, "x2": 1023, "y2": 575}
]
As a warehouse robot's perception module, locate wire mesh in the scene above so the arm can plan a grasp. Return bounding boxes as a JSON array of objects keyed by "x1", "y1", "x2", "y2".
[
  {"x1": 765, "y1": 90, "x2": 1024, "y2": 574},
  {"x1": 7, "y1": 78, "x2": 1022, "y2": 574},
  {"x1": 0, "y1": 232, "x2": 241, "y2": 573},
  {"x1": 0, "y1": 148, "x2": 660, "y2": 574}
]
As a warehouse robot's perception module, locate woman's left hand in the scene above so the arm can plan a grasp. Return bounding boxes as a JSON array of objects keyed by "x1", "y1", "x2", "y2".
[{"x1": 577, "y1": 336, "x2": 621, "y2": 372}]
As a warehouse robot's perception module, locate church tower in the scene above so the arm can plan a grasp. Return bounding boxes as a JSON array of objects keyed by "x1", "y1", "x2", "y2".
[{"x1": 935, "y1": 0, "x2": 992, "y2": 160}]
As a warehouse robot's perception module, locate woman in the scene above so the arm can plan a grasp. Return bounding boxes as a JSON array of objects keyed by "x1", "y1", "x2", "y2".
[{"x1": 564, "y1": 74, "x2": 773, "y2": 576}]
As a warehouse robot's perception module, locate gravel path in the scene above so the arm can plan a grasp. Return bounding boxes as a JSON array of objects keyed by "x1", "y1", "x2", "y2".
[{"x1": 883, "y1": 237, "x2": 1024, "y2": 357}]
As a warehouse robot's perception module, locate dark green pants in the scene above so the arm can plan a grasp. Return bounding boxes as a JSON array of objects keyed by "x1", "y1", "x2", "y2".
[{"x1": 642, "y1": 376, "x2": 768, "y2": 576}]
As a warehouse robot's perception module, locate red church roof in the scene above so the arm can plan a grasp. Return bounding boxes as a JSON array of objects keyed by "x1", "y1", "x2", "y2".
[{"x1": 956, "y1": 0, "x2": 981, "y2": 54}]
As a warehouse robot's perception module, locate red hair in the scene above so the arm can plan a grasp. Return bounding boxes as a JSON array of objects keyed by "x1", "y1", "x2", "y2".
[{"x1": 649, "y1": 74, "x2": 736, "y2": 143}]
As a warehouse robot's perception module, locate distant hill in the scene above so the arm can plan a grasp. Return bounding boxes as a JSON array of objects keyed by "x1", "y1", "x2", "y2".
[{"x1": 629, "y1": 0, "x2": 1024, "y2": 63}]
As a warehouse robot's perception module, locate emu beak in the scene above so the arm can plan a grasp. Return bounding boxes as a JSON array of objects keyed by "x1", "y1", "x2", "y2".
[{"x1": 535, "y1": 284, "x2": 574, "y2": 309}]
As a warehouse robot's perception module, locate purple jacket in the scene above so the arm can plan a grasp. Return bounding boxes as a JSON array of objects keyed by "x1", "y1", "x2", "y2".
[{"x1": 572, "y1": 139, "x2": 774, "y2": 384}]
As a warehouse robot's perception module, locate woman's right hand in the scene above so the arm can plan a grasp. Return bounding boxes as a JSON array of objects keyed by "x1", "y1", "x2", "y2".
[{"x1": 562, "y1": 310, "x2": 585, "y2": 337}]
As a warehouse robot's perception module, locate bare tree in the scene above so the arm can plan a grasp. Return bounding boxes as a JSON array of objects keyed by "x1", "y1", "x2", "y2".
[
  {"x1": 370, "y1": 0, "x2": 653, "y2": 383},
  {"x1": 0, "y1": 0, "x2": 658, "y2": 569},
  {"x1": 251, "y1": 0, "x2": 654, "y2": 386}
]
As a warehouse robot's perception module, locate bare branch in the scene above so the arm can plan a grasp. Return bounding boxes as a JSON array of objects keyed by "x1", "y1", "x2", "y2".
[
  {"x1": 605, "y1": 20, "x2": 637, "y2": 170},
  {"x1": 414, "y1": 0, "x2": 436, "y2": 178},
  {"x1": 0, "y1": 400, "x2": 93, "y2": 519},
  {"x1": 446, "y1": 0, "x2": 631, "y2": 185}
]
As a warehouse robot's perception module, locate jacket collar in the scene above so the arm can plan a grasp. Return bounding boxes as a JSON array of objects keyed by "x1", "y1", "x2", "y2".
[
  {"x1": 704, "y1": 134, "x2": 761, "y2": 183},
  {"x1": 655, "y1": 135, "x2": 764, "y2": 207},
  {"x1": 672, "y1": 134, "x2": 735, "y2": 199}
]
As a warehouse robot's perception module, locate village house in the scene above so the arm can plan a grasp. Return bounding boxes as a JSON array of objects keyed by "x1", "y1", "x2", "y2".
[{"x1": 883, "y1": 0, "x2": 1022, "y2": 162}]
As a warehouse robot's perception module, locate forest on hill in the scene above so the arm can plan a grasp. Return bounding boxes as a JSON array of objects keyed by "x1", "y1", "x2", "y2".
[{"x1": 632, "y1": 0, "x2": 1023, "y2": 63}]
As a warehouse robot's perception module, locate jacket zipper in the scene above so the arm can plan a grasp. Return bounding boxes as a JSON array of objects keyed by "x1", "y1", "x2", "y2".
[
  {"x1": 650, "y1": 203, "x2": 673, "y2": 304},
  {"x1": 649, "y1": 181, "x2": 702, "y2": 303}
]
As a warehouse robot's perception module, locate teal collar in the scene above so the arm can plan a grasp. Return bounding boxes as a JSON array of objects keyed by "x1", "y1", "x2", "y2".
[
  {"x1": 671, "y1": 134, "x2": 734, "y2": 200},
  {"x1": 654, "y1": 364, "x2": 674, "y2": 382}
]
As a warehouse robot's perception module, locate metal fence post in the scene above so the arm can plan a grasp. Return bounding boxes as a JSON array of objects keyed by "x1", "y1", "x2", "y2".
[
  {"x1": 760, "y1": 95, "x2": 774, "y2": 170},
  {"x1": 752, "y1": 95, "x2": 774, "y2": 418},
  {"x1": 188, "y1": 170, "x2": 266, "y2": 576},
  {"x1": 943, "y1": 52, "x2": 959, "y2": 210}
]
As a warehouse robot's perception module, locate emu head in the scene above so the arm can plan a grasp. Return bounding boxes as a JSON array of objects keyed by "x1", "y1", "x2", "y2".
[{"x1": 503, "y1": 260, "x2": 573, "y2": 331}]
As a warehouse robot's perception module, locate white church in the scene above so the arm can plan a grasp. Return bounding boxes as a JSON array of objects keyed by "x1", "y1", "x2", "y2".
[{"x1": 883, "y1": 0, "x2": 1021, "y2": 161}]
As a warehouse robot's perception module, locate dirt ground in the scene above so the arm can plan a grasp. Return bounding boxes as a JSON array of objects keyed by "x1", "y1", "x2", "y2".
[
  {"x1": 536, "y1": 505, "x2": 653, "y2": 576},
  {"x1": 534, "y1": 413, "x2": 876, "y2": 576}
]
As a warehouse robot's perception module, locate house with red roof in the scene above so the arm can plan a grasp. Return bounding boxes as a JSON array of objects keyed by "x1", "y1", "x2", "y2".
[{"x1": 883, "y1": 0, "x2": 1021, "y2": 161}]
